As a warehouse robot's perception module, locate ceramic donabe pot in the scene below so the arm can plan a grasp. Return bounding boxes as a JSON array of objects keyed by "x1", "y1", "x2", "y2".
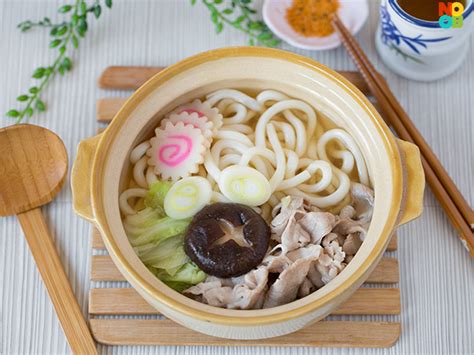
[{"x1": 72, "y1": 47, "x2": 424, "y2": 340}]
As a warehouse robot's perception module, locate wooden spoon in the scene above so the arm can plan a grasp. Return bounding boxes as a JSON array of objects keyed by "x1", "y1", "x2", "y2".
[{"x1": 0, "y1": 124, "x2": 97, "y2": 354}]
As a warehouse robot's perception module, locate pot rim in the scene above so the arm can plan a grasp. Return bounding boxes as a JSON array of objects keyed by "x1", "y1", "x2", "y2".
[{"x1": 90, "y1": 47, "x2": 403, "y2": 325}]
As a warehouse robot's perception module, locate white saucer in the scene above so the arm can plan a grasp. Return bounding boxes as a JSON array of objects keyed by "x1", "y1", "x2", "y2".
[{"x1": 263, "y1": 0, "x2": 369, "y2": 51}]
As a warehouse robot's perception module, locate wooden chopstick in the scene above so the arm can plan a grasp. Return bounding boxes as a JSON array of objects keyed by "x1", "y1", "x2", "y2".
[
  {"x1": 333, "y1": 16, "x2": 473, "y2": 230},
  {"x1": 333, "y1": 15, "x2": 474, "y2": 254}
]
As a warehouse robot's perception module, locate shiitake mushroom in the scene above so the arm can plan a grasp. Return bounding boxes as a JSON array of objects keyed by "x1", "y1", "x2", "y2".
[{"x1": 184, "y1": 203, "x2": 270, "y2": 278}]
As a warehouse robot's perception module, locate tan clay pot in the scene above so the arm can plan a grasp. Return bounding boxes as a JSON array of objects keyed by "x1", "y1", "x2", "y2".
[{"x1": 72, "y1": 47, "x2": 424, "y2": 340}]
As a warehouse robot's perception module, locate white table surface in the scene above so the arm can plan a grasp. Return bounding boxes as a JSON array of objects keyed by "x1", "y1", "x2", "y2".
[{"x1": 1, "y1": 0, "x2": 473, "y2": 354}]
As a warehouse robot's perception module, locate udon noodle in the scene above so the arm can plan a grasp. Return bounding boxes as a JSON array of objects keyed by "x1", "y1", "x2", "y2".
[{"x1": 120, "y1": 89, "x2": 369, "y2": 220}]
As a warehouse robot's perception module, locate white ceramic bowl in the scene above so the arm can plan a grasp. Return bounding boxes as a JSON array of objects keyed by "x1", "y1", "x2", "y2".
[
  {"x1": 72, "y1": 47, "x2": 424, "y2": 340},
  {"x1": 263, "y1": 0, "x2": 369, "y2": 50}
]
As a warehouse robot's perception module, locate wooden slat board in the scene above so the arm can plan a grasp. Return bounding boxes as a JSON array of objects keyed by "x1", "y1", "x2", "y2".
[
  {"x1": 89, "y1": 67, "x2": 401, "y2": 348},
  {"x1": 98, "y1": 66, "x2": 166, "y2": 90},
  {"x1": 90, "y1": 319, "x2": 401, "y2": 348}
]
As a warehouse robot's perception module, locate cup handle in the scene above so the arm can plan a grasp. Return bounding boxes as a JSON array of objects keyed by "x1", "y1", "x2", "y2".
[
  {"x1": 71, "y1": 134, "x2": 101, "y2": 222},
  {"x1": 396, "y1": 139, "x2": 425, "y2": 225}
]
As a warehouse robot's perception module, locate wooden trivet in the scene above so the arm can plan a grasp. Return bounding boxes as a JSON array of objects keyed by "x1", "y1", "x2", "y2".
[{"x1": 89, "y1": 67, "x2": 401, "y2": 348}]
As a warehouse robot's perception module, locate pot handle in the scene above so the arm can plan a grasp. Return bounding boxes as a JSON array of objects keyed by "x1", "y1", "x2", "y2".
[
  {"x1": 396, "y1": 139, "x2": 425, "y2": 225},
  {"x1": 71, "y1": 134, "x2": 101, "y2": 222}
]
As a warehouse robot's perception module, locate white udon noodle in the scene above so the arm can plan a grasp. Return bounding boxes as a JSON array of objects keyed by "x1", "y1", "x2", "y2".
[{"x1": 119, "y1": 89, "x2": 370, "y2": 222}]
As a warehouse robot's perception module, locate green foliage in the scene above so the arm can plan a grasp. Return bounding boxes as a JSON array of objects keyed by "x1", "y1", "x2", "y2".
[
  {"x1": 7, "y1": 0, "x2": 112, "y2": 123},
  {"x1": 191, "y1": 0, "x2": 281, "y2": 47},
  {"x1": 17, "y1": 17, "x2": 53, "y2": 32}
]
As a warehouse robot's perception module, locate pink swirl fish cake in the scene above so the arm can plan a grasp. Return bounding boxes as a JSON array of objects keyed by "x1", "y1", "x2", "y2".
[
  {"x1": 147, "y1": 121, "x2": 206, "y2": 181},
  {"x1": 160, "y1": 112, "x2": 214, "y2": 147},
  {"x1": 170, "y1": 99, "x2": 223, "y2": 135}
]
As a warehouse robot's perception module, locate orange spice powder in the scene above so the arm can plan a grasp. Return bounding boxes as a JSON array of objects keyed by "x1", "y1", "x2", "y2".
[{"x1": 286, "y1": 0, "x2": 340, "y2": 37}]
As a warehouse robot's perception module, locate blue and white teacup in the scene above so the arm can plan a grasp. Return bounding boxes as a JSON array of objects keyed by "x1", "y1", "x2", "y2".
[{"x1": 376, "y1": 0, "x2": 474, "y2": 81}]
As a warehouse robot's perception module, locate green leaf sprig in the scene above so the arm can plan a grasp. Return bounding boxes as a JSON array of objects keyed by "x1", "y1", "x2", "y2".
[
  {"x1": 6, "y1": 0, "x2": 112, "y2": 123},
  {"x1": 18, "y1": 17, "x2": 56, "y2": 32},
  {"x1": 192, "y1": 0, "x2": 281, "y2": 47}
]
